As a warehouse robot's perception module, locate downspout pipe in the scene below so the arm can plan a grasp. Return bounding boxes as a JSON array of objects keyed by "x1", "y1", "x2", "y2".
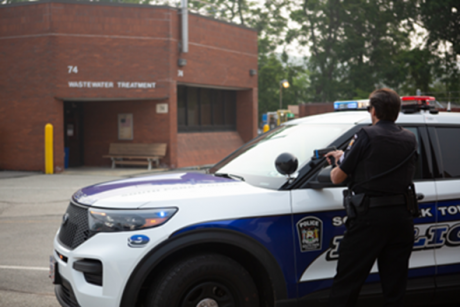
[{"x1": 181, "y1": 0, "x2": 188, "y2": 53}]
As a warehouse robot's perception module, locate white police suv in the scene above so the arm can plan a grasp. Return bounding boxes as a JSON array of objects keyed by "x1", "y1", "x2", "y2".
[{"x1": 51, "y1": 99, "x2": 460, "y2": 307}]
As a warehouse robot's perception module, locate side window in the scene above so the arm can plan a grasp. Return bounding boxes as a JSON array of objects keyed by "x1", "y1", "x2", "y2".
[
  {"x1": 435, "y1": 127, "x2": 460, "y2": 178},
  {"x1": 403, "y1": 127, "x2": 428, "y2": 180}
]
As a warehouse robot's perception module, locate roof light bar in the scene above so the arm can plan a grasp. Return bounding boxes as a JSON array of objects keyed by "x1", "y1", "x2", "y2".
[
  {"x1": 334, "y1": 99, "x2": 369, "y2": 111},
  {"x1": 401, "y1": 96, "x2": 436, "y2": 104},
  {"x1": 400, "y1": 96, "x2": 438, "y2": 114}
]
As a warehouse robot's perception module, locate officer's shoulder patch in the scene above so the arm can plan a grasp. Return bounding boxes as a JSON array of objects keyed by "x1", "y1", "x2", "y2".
[{"x1": 347, "y1": 134, "x2": 358, "y2": 149}]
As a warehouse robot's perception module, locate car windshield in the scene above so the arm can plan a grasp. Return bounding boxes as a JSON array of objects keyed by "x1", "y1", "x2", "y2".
[{"x1": 210, "y1": 123, "x2": 354, "y2": 189}]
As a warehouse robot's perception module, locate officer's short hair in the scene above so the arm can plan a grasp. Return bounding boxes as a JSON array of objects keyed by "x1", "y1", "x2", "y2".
[{"x1": 369, "y1": 88, "x2": 400, "y2": 122}]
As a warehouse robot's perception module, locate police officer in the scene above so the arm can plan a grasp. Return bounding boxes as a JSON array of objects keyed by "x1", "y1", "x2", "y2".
[{"x1": 325, "y1": 88, "x2": 417, "y2": 307}]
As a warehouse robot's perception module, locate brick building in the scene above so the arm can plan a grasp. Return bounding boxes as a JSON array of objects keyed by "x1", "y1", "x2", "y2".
[
  {"x1": 0, "y1": 0, "x2": 258, "y2": 172},
  {"x1": 298, "y1": 103, "x2": 334, "y2": 118}
]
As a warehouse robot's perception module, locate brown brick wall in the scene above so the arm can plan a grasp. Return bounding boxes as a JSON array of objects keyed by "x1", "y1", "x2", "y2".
[
  {"x1": 0, "y1": 2, "x2": 258, "y2": 172},
  {"x1": 0, "y1": 4, "x2": 51, "y2": 36},
  {"x1": 50, "y1": 4, "x2": 172, "y2": 38},
  {"x1": 53, "y1": 36, "x2": 170, "y2": 100},
  {"x1": 236, "y1": 89, "x2": 258, "y2": 143},
  {"x1": 299, "y1": 103, "x2": 334, "y2": 117},
  {"x1": 172, "y1": 11, "x2": 258, "y2": 89},
  {"x1": 187, "y1": 13, "x2": 257, "y2": 55},
  {"x1": 0, "y1": 34, "x2": 63, "y2": 172},
  {"x1": 82, "y1": 100, "x2": 170, "y2": 167},
  {"x1": 177, "y1": 131, "x2": 244, "y2": 168}
]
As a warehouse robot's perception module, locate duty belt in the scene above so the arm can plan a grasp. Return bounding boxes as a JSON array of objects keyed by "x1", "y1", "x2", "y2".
[{"x1": 368, "y1": 195, "x2": 406, "y2": 208}]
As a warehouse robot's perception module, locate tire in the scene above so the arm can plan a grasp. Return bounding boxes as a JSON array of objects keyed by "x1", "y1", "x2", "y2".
[{"x1": 145, "y1": 253, "x2": 260, "y2": 307}]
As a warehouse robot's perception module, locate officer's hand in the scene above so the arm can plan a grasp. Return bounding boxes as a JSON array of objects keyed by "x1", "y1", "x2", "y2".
[{"x1": 325, "y1": 150, "x2": 344, "y2": 166}]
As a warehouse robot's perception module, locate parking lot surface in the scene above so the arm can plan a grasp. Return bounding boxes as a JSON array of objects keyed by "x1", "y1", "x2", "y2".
[{"x1": 0, "y1": 168, "x2": 176, "y2": 307}]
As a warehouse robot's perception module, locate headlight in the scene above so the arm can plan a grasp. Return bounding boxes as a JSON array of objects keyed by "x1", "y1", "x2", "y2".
[{"x1": 88, "y1": 207, "x2": 178, "y2": 232}]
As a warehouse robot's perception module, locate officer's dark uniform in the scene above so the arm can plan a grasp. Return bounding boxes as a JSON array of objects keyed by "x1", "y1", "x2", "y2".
[{"x1": 329, "y1": 120, "x2": 417, "y2": 307}]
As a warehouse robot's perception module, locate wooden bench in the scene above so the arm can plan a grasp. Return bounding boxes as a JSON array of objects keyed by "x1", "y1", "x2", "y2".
[{"x1": 103, "y1": 143, "x2": 167, "y2": 170}]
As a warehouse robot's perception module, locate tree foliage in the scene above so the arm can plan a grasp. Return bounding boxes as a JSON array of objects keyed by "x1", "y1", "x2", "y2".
[
  {"x1": 288, "y1": 0, "x2": 418, "y2": 101},
  {"x1": 419, "y1": 0, "x2": 460, "y2": 57},
  {"x1": 418, "y1": 0, "x2": 460, "y2": 100},
  {"x1": 258, "y1": 51, "x2": 311, "y2": 115}
]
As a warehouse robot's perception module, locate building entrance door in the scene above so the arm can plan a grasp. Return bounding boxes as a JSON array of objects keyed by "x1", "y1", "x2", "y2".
[{"x1": 64, "y1": 101, "x2": 84, "y2": 167}]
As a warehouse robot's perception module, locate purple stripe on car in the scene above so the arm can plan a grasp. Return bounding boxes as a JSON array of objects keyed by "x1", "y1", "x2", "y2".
[{"x1": 73, "y1": 173, "x2": 234, "y2": 200}]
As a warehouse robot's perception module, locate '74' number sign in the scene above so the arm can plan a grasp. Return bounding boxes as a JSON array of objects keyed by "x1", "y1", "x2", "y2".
[{"x1": 68, "y1": 66, "x2": 78, "y2": 74}]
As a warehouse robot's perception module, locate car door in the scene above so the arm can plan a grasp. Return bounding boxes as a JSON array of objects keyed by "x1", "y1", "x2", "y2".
[
  {"x1": 290, "y1": 124, "x2": 436, "y2": 305},
  {"x1": 427, "y1": 125, "x2": 460, "y2": 301}
]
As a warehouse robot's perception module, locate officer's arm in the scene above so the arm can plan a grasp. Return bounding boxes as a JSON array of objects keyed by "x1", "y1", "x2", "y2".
[
  {"x1": 328, "y1": 130, "x2": 369, "y2": 184},
  {"x1": 324, "y1": 150, "x2": 347, "y2": 184},
  {"x1": 330, "y1": 167, "x2": 347, "y2": 184}
]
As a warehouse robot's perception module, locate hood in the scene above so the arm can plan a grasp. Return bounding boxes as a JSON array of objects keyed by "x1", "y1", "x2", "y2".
[{"x1": 72, "y1": 172, "x2": 237, "y2": 208}]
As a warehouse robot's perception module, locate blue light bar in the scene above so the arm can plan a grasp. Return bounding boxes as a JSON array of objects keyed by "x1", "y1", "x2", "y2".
[
  {"x1": 334, "y1": 100, "x2": 369, "y2": 111},
  {"x1": 334, "y1": 101, "x2": 358, "y2": 110}
]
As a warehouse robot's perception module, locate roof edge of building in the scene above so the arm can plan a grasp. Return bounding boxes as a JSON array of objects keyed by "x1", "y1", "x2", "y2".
[{"x1": 0, "y1": 0, "x2": 258, "y2": 32}]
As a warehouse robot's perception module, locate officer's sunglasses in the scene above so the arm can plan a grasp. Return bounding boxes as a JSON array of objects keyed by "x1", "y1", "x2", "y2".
[{"x1": 367, "y1": 105, "x2": 373, "y2": 112}]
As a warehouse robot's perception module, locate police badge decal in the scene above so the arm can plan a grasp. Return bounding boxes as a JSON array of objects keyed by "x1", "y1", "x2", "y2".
[{"x1": 297, "y1": 216, "x2": 323, "y2": 252}]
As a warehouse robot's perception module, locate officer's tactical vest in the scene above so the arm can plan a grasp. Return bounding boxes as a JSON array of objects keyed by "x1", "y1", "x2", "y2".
[{"x1": 351, "y1": 122, "x2": 417, "y2": 196}]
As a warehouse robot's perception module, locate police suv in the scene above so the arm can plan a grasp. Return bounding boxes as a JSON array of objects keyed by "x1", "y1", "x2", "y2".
[{"x1": 51, "y1": 97, "x2": 460, "y2": 307}]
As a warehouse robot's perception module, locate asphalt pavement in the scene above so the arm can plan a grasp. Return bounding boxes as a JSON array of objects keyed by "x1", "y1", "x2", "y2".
[{"x1": 0, "y1": 167, "x2": 196, "y2": 307}]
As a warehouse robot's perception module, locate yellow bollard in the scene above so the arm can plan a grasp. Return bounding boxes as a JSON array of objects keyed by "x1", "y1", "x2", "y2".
[
  {"x1": 263, "y1": 124, "x2": 270, "y2": 133},
  {"x1": 45, "y1": 123, "x2": 54, "y2": 174}
]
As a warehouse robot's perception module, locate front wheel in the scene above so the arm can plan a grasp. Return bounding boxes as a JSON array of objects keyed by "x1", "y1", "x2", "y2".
[{"x1": 145, "y1": 253, "x2": 260, "y2": 307}]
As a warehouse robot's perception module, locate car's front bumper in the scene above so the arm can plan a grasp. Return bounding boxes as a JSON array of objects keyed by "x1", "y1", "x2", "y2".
[
  {"x1": 53, "y1": 226, "x2": 168, "y2": 307},
  {"x1": 55, "y1": 277, "x2": 80, "y2": 307}
]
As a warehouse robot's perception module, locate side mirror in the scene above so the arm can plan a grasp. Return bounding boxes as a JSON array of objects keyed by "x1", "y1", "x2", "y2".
[
  {"x1": 307, "y1": 165, "x2": 347, "y2": 189},
  {"x1": 275, "y1": 153, "x2": 298, "y2": 176}
]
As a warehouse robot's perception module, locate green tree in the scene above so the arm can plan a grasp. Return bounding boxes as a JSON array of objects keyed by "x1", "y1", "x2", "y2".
[
  {"x1": 289, "y1": 0, "x2": 417, "y2": 102},
  {"x1": 397, "y1": 48, "x2": 435, "y2": 96},
  {"x1": 258, "y1": 51, "x2": 311, "y2": 117},
  {"x1": 418, "y1": 1, "x2": 460, "y2": 102},
  {"x1": 419, "y1": 0, "x2": 460, "y2": 57},
  {"x1": 429, "y1": 52, "x2": 460, "y2": 103}
]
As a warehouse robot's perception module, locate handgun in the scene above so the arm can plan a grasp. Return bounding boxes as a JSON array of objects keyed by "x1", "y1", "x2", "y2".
[{"x1": 313, "y1": 146, "x2": 337, "y2": 165}]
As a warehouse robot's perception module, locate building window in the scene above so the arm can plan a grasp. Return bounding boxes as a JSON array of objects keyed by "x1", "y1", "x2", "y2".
[{"x1": 178, "y1": 85, "x2": 236, "y2": 132}]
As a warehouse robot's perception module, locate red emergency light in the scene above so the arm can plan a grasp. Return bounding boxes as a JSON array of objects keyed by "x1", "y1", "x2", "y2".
[
  {"x1": 400, "y1": 96, "x2": 438, "y2": 114},
  {"x1": 401, "y1": 96, "x2": 436, "y2": 104}
]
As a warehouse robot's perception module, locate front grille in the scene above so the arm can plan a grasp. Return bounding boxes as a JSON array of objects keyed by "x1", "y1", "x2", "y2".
[
  {"x1": 56, "y1": 276, "x2": 80, "y2": 307},
  {"x1": 58, "y1": 202, "x2": 94, "y2": 249}
]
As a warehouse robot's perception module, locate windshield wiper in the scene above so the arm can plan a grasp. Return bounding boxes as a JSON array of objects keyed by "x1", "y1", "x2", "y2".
[{"x1": 214, "y1": 173, "x2": 245, "y2": 182}]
